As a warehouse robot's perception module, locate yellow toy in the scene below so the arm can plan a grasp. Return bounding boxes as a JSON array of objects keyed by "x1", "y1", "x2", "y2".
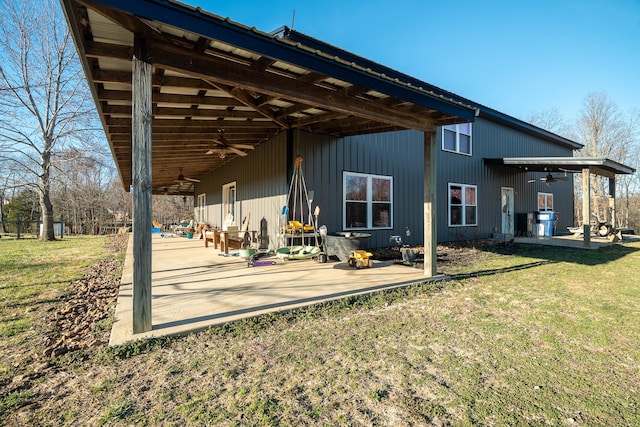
[
  {"x1": 286, "y1": 220, "x2": 315, "y2": 234},
  {"x1": 348, "y1": 250, "x2": 373, "y2": 269}
]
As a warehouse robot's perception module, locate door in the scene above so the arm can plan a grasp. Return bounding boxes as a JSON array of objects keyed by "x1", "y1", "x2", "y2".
[
  {"x1": 222, "y1": 181, "x2": 237, "y2": 229},
  {"x1": 501, "y1": 187, "x2": 514, "y2": 236}
]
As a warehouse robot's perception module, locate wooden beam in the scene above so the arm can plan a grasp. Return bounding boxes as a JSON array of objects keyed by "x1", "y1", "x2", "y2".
[
  {"x1": 131, "y1": 36, "x2": 153, "y2": 334},
  {"x1": 424, "y1": 131, "x2": 437, "y2": 277},
  {"x1": 209, "y1": 82, "x2": 291, "y2": 128},
  {"x1": 149, "y1": 41, "x2": 439, "y2": 132},
  {"x1": 98, "y1": 89, "x2": 243, "y2": 107},
  {"x1": 105, "y1": 117, "x2": 281, "y2": 129},
  {"x1": 103, "y1": 105, "x2": 265, "y2": 119}
]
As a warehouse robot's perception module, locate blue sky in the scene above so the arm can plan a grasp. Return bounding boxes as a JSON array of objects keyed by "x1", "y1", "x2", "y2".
[{"x1": 186, "y1": 0, "x2": 640, "y2": 124}]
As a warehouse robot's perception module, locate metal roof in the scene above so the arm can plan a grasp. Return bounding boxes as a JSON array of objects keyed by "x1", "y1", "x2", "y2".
[
  {"x1": 484, "y1": 157, "x2": 636, "y2": 178},
  {"x1": 60, "y1": 0, "x2": 477, "y2": 195},
  {"x1": 279, "y1": 27, "x2": 583, "y2": 151}
]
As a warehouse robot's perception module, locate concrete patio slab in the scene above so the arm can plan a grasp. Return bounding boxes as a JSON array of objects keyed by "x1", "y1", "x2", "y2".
[
  {"x1": 109, "y1": 234, "x2": 439, "y2": 345},
  {"x1": 514, "y1": 233, "x2": 639, "y2": 249}
]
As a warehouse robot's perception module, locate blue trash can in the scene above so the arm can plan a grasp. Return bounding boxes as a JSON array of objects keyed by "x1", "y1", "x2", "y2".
[{"x1": 536, "y1": 211, "x2": 555, "y2": 237}]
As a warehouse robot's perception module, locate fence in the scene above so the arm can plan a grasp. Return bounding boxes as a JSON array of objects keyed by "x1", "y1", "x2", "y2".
[{"x1": 0, "y1": 216, "x2": 65, "y2": 239}]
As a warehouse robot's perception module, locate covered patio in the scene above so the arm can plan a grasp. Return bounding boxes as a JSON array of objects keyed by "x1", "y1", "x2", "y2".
[
  {"x1": 61, "y1": 0, "x2": 477, "y2": 336},
  {"x1": 485, "y1": 156, "x2": 636, "y2": 247},
  {"x1": 109, "y1": 235, "x2": 438, "y2": 345}
]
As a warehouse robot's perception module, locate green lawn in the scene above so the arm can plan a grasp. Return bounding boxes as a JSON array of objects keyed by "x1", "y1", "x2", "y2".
[{"x1": 1, "y1": 236, "x2": 639, "y2": 426}]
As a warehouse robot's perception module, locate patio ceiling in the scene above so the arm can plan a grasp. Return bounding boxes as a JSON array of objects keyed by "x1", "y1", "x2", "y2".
[{"x1": 61, "y1": 0, "x2": 477, "y2": 195}]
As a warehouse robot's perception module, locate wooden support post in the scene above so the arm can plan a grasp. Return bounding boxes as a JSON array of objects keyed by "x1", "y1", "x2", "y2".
[
  {"x1": 582, "y1": 169, "x2": 591, "y2": 248},
  {"x1": 608, "y1": 177, "x2": 616, "y2": 229},
  {"x1": 132, "y1": 36, "x2": 153, "y2": 334},
  {"x1": 423, "y1": 131, "x2": 437, "y2": 277}
]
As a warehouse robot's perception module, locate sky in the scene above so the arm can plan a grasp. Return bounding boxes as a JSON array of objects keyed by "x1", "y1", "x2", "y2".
[{"x1": 184, "y1": 0, "x2": 640, "y2": 124}]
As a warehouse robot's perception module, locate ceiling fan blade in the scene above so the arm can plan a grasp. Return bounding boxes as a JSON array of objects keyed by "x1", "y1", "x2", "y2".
[
  {"x1": 527, "y1": 179, "x2": 537, "y2": 183},
  {"x1": 229, "y1": 143, "x2": 255, "y2": 150},
  {"x1": 175, "y1": 169, "x2": 200, "y2": 183},
  {"x1": 227, "y1": 146, "x2": 248, "y2": 156},
  {"x1": 556, "y1": 177, "x2": 569, "y2": 181},
  {"x1": 205, "y1": 149, "x2": 216, "y2": 155}
]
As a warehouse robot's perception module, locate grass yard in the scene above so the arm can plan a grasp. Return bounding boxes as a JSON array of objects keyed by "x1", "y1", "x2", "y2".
[{"x1": 1, "y1": 236, "x2": 639, "y2": 426}]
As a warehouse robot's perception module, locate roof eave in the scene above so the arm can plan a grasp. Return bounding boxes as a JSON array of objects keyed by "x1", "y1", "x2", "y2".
[{"x1": 84, "y1": 0, "x2": 476, "y2": 122}]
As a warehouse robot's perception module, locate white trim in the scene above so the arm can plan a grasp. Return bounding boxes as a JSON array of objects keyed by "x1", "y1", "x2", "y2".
[
  {"x1": 222, "y1": 181, "x2": 237, "y2": 228},
  {"x1": 197, "y1": 193, "x2": 206, "y2": 224},
  {"x1": 448, "y1": 182, "x2": 478, "y2": 227},
  {"x1": 537, "y1": 192, "x2": 554, "y2": 211},
  {"x1": 441, "y1": 123, "x2": 473, "y2": 156},
  {"x1": 343, "y1": 171, "x2": 393, "y2": 230}
]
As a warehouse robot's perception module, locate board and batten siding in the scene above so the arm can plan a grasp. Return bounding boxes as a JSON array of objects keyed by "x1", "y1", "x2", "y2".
[
  {"x1": 293, "y1": 129, "x2": 425, "y2": 249},
  {"x1": 194, "y1": 129, "x2": 426, "y2": 249},
  {"x1": 194, "y1": 116, "x2": 576, "y2": 249},
  {"x1": 194, "y1": 132, "x2": 289, "y2": 249},
  {"x1": 437, "y1": 117, "x2": 575, "y2": 241}
]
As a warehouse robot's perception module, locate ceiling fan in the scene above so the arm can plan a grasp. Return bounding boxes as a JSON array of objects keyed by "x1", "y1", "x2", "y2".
[
  {"x1": 528, "y1": 172, "x2": 569, "y2": 185},
  {"x1": 174, "y1": 168, "x2": 200, "y2": 185},
  {"x1": 205, "y1": 129, "x2": 255, "y2": 158}
]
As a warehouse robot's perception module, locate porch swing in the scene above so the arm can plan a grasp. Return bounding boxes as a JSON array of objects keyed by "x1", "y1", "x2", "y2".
[{"x1": 275, "y1": 157, "x2": 322, "y2": 260}]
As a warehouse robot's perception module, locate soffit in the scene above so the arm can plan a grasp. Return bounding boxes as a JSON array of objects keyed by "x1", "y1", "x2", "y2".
[{"x1": 63, "y1": 0, "x2": 476, "y2": 195}]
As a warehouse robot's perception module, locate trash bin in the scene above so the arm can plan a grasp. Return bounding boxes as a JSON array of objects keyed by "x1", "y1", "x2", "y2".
[{"x1": 536, "y1": 211, "x2": 555, "y2": 237}]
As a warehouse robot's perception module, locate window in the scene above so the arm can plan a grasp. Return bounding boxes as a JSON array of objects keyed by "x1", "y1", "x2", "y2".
[
  {"x1": 448, "y1": 183, "x2": 477, "y2": 226},
  {"x1": 343, "y1": 172, "x2": 392, "y2": 230},
  {"x1": 442, "y1": 123, "x2": 472, "y2": 155},
  {"x1": 538, "y1": 192, "x2": 553, "y2": 211},
  {"x1": 197, "y1": 193, "x2": 206, "y2": 223},
  {"x1": 222, "y1": 182, "x2": 236, "y2": 227}
]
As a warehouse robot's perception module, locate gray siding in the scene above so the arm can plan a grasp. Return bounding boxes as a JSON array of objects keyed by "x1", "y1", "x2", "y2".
[
  {"x1": 293, "y1": 129, "x2": 425, "y2": 248},
  {"x1": 194, "y1": 116, "x2": 576, "y2": 249},
  {"x1": 437, "y1": 118, "x2": 575, "y2": 241},
  {"x1": 194, "y1": 132, "x2": 288, "y2": 249}
]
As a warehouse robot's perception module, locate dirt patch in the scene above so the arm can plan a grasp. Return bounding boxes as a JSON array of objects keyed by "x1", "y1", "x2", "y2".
[
  {"x1": 371, "y1": 239, "x2": 510, "y2": 272},
  {"x1": 43, "y1": 234, "x2": 128, "y2": 356}
]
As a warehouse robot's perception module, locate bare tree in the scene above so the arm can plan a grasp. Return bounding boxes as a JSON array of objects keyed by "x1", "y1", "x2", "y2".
[
  {"x1": 527, "y1": 107, "x2": 575, "y2": 140},
  {"x1": 575, "y1": 92, "x2": 637, "y2": 225},
  {"x1": 0, "y1": 0, "x2": 99, "y2": 241}
]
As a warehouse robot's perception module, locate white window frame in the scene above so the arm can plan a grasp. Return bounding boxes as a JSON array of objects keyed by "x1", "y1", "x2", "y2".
[
  {"x1": 197, "y1": 193, "x2": 206, "y2": 224},
  {"x1": 442, "y1": 123, "x2": 473, "y2": 156},
  {"x1": 448, "y1": 183, "x2": 478, "y2": 227},
  {"x1": 222, "y1": 181, "x2": 237, "y2": 228},
  {"x1": 343, "y1": 171, "x2": 393, "y2": 230},
  {"x1": 538, "y1": 192, "x2": 554, "y2": 211}
]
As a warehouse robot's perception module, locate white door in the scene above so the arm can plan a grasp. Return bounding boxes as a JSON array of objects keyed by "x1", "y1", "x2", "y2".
[
  {"x1": 501, "y1": 187, "x2": 514, "y2": 235},
  {"x1": 222, "y1": 181, "x2": 237, "y2": 229}
]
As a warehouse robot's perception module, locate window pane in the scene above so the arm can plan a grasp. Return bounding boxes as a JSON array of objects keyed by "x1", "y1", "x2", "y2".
[
  {"x1": 450, "y1": 186, "x2": 462, "y2": 205},
  {"x1": 465, "y1": 186, "x2": 476, "y2": 205},
  {"x1": 465, "y1": 206, "x2": 477, "y2": 225},
  {"x1": 346, "y1": 202, "x2": 367, "y2": 228},
  {"x1": 450, "y1": 206, "x2": 462, "y2": 225},
  {"x1": 459, "y1": 134, "x2": 471, "y2": 154},
  {"x1": 546, "y1": 194, "x2": 553, "y2": 210},
  {"x1": 443, "y1": 129, "x2": 456, "y2": 151},
  {"x1": 458, "y1": 123, "x2": 471, "y2": 135},
  {"x1": 372, "y1": 203, "x2": 390, "y2": 227},
  {"x1": 372, "y1": 178, "x2": 390, "y2": 202},
  {"x1": 538, "y1": 194, "x2": 545, "y2": 210},
  {"x1": 346, "y1": 175, "x2": 367, "y2": 200}
]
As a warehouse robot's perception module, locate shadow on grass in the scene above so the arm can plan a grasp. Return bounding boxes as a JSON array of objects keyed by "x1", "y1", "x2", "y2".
[
  {"x1": 447, "y1": 259, "x2": 555, "y2": 280},
  {"x1": 485, "y1": 242, "x2": 640, "y2": 266},
  {"x1": 437, "y1": 241, "x2": 639, "y2": 280}
]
